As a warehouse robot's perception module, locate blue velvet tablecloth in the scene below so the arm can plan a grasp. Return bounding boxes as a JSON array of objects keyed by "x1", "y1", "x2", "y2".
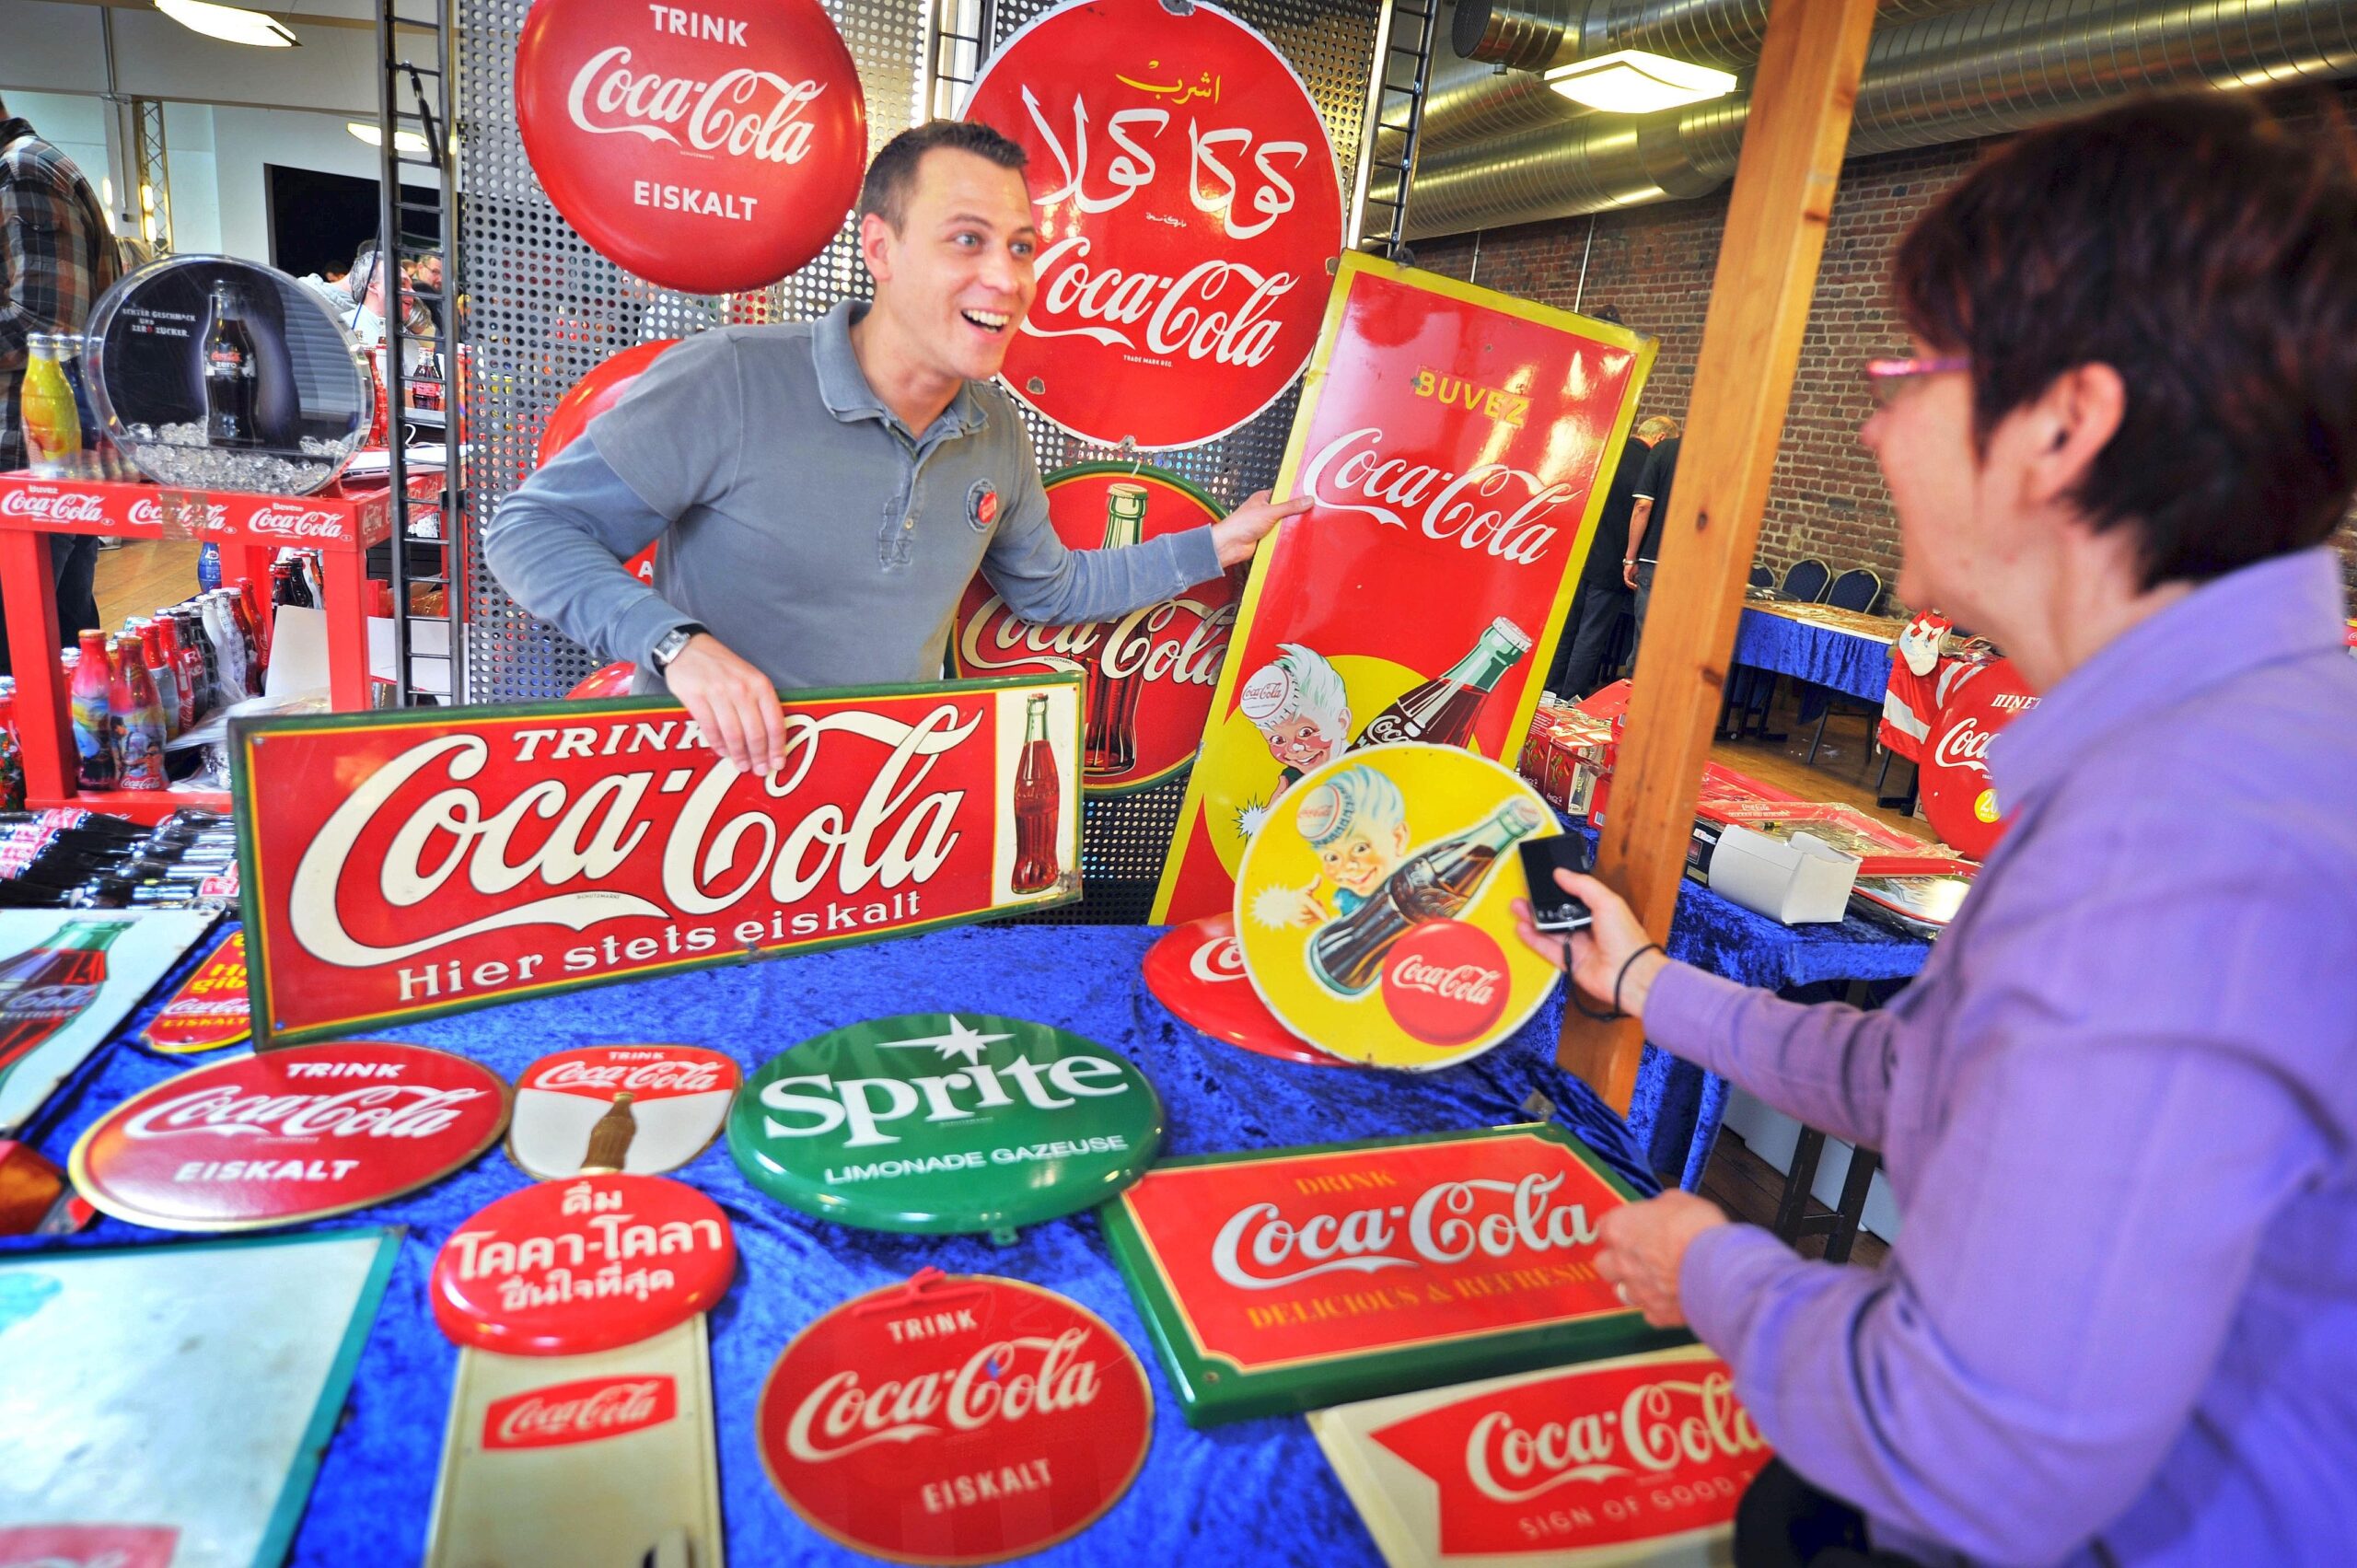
[
  {"x1": 1732, "y1": 605, "x2": 1897, "y2": 705},
  {"x1": 9, "y1": 923, "x2": 1689, "y2": 1568}
]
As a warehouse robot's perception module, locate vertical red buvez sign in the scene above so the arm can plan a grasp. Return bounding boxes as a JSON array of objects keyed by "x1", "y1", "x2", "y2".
[
  {"x1": 1154, "y1": 254, "x2": 1653, "y2": 922},
  {"x1": 233, "y1": 678, "x2": 1081, "y2": 1045},
  {"x1": 960, "y1": 0, "x2": 1342, "y2": 450}
]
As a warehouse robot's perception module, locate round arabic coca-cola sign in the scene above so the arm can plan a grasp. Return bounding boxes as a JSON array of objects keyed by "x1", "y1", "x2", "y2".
[
  {"x1": 69, "y1": 1042, "x2": 510, "y2": 1231},
  {"x1": 508, "y1": 1044, "x2": 740, "y2": 1179},
  {"x1": 961, "y1": 0, "x2": 1342, "y2": 449},
  {"x1": 431, "y1": 1173, "x2": 737, "y2": 1355},
  {"x1": 758, "y1": 1270, "x2": 1153, "y2": 1563},
  {"x1": 951, "y1": 464, "x2": 1237, "y2": 793},
  {"x1": 1920, "y1": 657, "x2": 2038, "y2": 862},
  {"x1": 1141, "y1": 912, "x2": 1338, "y2": 1065},
  {"x1": 514, "y1": 0, "x2": 866, "y2": 294}
]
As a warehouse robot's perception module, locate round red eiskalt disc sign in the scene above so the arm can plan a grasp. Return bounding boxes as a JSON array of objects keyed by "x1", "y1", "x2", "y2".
[
  {"x1": 1921, "y1": 658, "x2": 2039, "y2": 862},
  {"x1": 70, "y1": 1042, "x2": 510, "y2": 1232},
  {"x1": 508, "y1": 1043, "x2": 739, "y2": 1179},
  {"x1": 1141, "y1": 912, "x2": 1338, "y2": 1066},
  {"x1": 432, "y1": 1172, "x2": 736, "y2": 1355},
  {"x1": 951, "y1": 465, "x2": 1237, "y2": 793},
  {"x1": 759, "y1": 1271, "x2": 1153, "y2": 1564},
  {"x1": 961, "y1": 0, "x2": 1342, "y2": 449},
  {"x1": 515, "y1": 0, "x2": 866, "y2": 294}
]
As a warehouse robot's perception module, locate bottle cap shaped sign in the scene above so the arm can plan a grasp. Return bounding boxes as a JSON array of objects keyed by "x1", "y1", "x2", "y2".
[
  {"x1": 960, "y1": 0, "x2": 1343, "y2": 449},
  {"x1": 70, "y1": 1042, "x2": 510, "y2": 1231},
  {"x1": 514, "y1": 0, "x2": 866, "y2": 294},
  {"x1": 1140, "y1": 912, "x2": 1339, "y2": 1067},
  {"x1": 1234, "y1": 744, "x2": 1562, "y2": 1070},
  {"x1": 431, "y1": 1173, "x2": 737, "y2": 1355},
  {"x1": 757, "y1": 1270, "x2": 1153, "y2": 1564},
  {"x1": 1921, "y1": 657, "x2": 2039, "y2": 862},
  {"x1": 726, "y1": 1013, "x2": 1162, "y2": 1239},
  {"x1": 509, "y1": 1045, "x2": 741, "y2": 1179}
]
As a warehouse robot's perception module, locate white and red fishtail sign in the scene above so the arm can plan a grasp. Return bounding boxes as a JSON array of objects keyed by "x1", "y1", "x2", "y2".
[
  {"x1": 1153, "y1": 253, "x2": 1653, "y2": 921},
  {"x1": 960, "y1": 0, "x2": 1343, "y2": 451},
  {"x1": 232, "y1": 678, "x2": 1082, "y2": 1046},
  {"x1": 514, "y1": 0, "x2": 865, "y2": 294}
]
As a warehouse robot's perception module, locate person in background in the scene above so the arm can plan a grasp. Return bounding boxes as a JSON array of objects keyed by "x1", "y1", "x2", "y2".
[
  {"x1": 1624, "y1": 422, "x2": 1682, "y2": 635},
  {"x1": 0, "y1": 92, "x2": 120, "y2": 673},
  {"x1": 305, "y1": 242, "x2": 433, "y2": 370},
  {"x1": 1550, "y1": 412, "x2": 1678, "y2": 696},
  {"x1": 1522, "y1": 93, "x2": 2357, "y2": 1566}
]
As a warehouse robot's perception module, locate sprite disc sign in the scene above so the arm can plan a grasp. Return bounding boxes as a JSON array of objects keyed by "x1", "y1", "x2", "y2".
[{"x1": 727, "y1": 1014, "x2": 1164, "y2": 1240}]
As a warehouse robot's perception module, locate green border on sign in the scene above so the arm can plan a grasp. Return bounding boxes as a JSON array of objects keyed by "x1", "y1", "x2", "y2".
[
  {"x1": 231, "y1": 675, "x2": 1083, "y2": 1048},
  {"x1": 1097, "y1": 1122, "x2": 1687, "y2": 1426}
]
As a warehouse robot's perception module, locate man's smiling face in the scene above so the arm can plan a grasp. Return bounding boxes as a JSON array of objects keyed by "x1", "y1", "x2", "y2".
[{"x1": 865, "y1": 146, "x2": 1039, "y2": 386}]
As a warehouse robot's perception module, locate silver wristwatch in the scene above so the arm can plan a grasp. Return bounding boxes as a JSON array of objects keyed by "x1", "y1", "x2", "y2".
[{"x1": 649, "y1": 622, "x2": 706, "y2": 672}]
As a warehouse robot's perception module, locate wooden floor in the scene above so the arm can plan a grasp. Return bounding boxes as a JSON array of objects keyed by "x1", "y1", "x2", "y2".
[
  {"x1": 1701, "y1": 1130, "x2": 1891, "y2": 1268},
  {"x1": 92, "y1": 538, "x2": 203, "y2": 633}
]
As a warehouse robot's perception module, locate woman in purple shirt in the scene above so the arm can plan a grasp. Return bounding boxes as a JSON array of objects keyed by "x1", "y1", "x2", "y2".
[{"x1": 1522, "y1": 96, "x2": 2357, "y2": 1565}]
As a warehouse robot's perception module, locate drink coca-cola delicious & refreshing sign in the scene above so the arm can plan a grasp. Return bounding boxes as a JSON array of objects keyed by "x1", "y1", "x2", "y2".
[
  {"x1": 514, "y1": 0, "x2": 865, "y2": 293},
  {"x1": 508, "y1": 1044, "x2": 740, "y2": 1179},
  {"x1": 69, "y1": 1042, "x2": 511, "y2": 1230},
  {"x1": 757, "y1": 1270, "x2": 1153, "y2": 1563},
  {"x1": 959, "y1": 0, "x2": 1341, "y2": 450},
  {"x1": 1155, "y1": 252, "x2": 1654, "y2": 922},
  {"x1": 1099, "y1": 1123, "x2": 1666, "y2": 1423},
  {"x1": 230, "y1": 679, "x2": 1082, "y2": 1045},
  {"x1": 1139, "y1": 912, "x2": 1337, "y2": 1065},
  {"x1": 953, "y1": 464, "x2": 1238, "y2": 794},
  {"x1": 1310, "y1": 1344, "x2": 1771, "y2": 1562}
]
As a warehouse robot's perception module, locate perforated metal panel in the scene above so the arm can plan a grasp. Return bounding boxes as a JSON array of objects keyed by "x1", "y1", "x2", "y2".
[{"x1": 455, "y1": 0, "x2": 1380, "y2": 919}]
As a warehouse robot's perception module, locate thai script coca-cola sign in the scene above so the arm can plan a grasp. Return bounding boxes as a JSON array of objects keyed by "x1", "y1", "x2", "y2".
[
  {"x1": 757, "y1": 1271, "x2": 1152, "y2": 1562},
  {"x1": 231, "y1": 679, "x2": 1082, "y2": 1046},
  {"x1": 1139, "y1": 912, "x2": 1335, "y2": 1065},
  {"x1": 953, "y1": 464, "x2": 1237, "y2": 794},
  {"x1": 510, "y1": 1044, "x2": 739, "y2": 1179},
  {"x1": 1101, "y1": 1124, "x2": 1655, "y2": 1423},
  {"x1": 1323, "y1": 1348, "x2": 1771, "y2": 1559},
  {"x1": 514, "y1": 0, "x2": 865, "y2": 294},
  {"x1": 1155, "y1": 254, "x2": 1653, "y2": 922},
  {"x1": 432, "y1": 1173, "x2": 736, "y2": 1355},
  {"x1": 69, "y1": 1042, "x2": 510, "y2": 1230},
  {"x1": 483, "y1": 1374, "x2": 679, "y2": 1449},
  {"x1": 1920, "y1": 656, "x2": 2038, "y2": 862},
  {"x1": 960, "y1": 0, "x2": 1341, "y2": 449}
]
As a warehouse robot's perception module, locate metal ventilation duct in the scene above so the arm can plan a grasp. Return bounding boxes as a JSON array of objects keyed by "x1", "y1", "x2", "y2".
[{"x1": 1408, "y1": 0, "x2": 2357, "y2": 238}]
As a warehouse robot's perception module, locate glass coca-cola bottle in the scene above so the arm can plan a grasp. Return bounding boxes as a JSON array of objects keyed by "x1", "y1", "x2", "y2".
[
  {"x1": 69, "y1": 631, "x2": 116, "y2": 790},
  {"x1": 156, "y1": 616, "x2": 197, "y2": 734},
  {"x1": 138, "y1": 621, "x2": 179, "y2": 742},
  {"x1": 173, "y1": 608, "x2": 216, "y2": 718},
  {"x1": 0, "y1": 918, "x2": 131, "y2": 1074},
  {"x1": 203, "y1": 280, "x2": 261, "y2": 447},
  {"x1": 1353, "y1": 618, "x2": 1534, "y2": 752},
  {"x1": 222, "y1": 589, "x2": 263, "y2": 693},
  {"x1": 1081, "y1": 481, "x2": 1151, "y2": 776},
  {"x1": 1308, "y1": 796, "x2": 1548, "y2": 996},
  {"x1": 109, "y1": 636, "x2": 168, "y2": 791},
  {"x1": 237, "y1": 576, "x2": 269, "y2": 674},
  {"x1": 1010, "y1": 693, "x2": 1062, "y2": 894}
]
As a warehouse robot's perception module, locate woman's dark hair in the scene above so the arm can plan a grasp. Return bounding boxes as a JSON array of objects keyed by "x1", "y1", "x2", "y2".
[
  {"x1": 858, "y1": 121, "x2": 1029, "y2": 232},
  {"x1": 1892, "y1": 92, "x2": 2357, "y2": 587}
]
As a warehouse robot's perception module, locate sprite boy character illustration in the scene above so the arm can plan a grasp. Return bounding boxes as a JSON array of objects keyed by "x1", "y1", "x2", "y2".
[
  {"x1": 1254, "y1": 764, "x2": 1412, "y2": 930},
  {"x1": 1237, "y1": 643, "x2": 1351, "y2": 802}
]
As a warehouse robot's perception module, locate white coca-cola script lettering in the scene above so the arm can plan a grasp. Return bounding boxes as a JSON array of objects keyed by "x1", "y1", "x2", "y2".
[
  {"x1": 1189, "y1": 933, "x2": 1246, "y2": 984},
  {"x1": 783, "y1": 1328, "x2": 1101, "y2": 1461},
  {"x1": 1296, "y1": 427, "x2": 1579, "y2": 565},
  {"x1": 958, "y1": 593, "x2": 1232, "y2": 684},
  {"x1": 1462, "y1": 1371, "x2": 1765, "y2": 1503},
  {"x1": 493, "y1": 1376, "x2": 672, "y2": 1446},
  {"x1": 1210, "y1": 1171, "x2": 1600, "y2": 1289},
  {"x1": 532, "y1": 1058, "x2": 726, "y2": 1094},
  {"x1": 1387, "y1": 955, "x2": 1501, "y2": 1006},
  {"x1": 565, "y1": 46, "x2": 827, "y2": 164},
  {"x1": 121, "y1": 1082, "x2": 485, "y2": 1141},
  {"x1": 246, "y1": 506, "x2": 346, "y2": 541},
  {"x1": 0, "y1": 489, "x2": 108, "y2": 525},
  {"x1": 1931, "y1": 719, "x2": 1995, "y2": 774}
]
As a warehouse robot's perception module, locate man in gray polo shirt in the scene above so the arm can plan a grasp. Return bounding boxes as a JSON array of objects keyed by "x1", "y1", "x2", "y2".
[{"x1": 486, "y1": 120, "x2": 1305, "y2": 773}]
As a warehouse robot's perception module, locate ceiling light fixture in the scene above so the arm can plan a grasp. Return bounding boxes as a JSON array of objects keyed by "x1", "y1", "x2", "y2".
[
  {"x1": 346, "y1": 121, "x2": 435, "y2": 157},
  {"x1": 155, "y1": 0, "x2": 299, "y2": 47},
  {"x1": 1543, "y1": 50, "x2": 1735, "y2": 115}
]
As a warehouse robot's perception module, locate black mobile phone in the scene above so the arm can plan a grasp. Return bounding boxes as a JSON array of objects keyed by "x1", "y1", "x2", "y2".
[{"x1": 1518, "y1": 834, "x2": 1595, "y2": 933}]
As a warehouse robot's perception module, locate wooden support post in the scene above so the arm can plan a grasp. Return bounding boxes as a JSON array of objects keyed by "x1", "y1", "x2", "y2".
[{"x1": 1557, "y1": 0, "x2": 1879, "y2": 1112}]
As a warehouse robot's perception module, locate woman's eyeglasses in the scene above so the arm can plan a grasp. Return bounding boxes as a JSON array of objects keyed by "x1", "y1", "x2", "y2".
[{"x1": 1863, "y1": 355, "x2": 1970, "y2": 407}]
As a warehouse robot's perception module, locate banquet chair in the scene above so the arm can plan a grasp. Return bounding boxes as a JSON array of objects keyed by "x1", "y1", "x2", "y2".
[
  {"x1": 1730, "y1": 558, "x2": 1837, "y2": 738},
  {"x1": 1781, "y1": 558, "x2": 1833, "y2": 603},
  {"x1": 1805, "y1": 567, "x2": 1891, "y2": 763},
  {"x1": 1748, "y1": 565, "x2": 1775, "y2": 589}
]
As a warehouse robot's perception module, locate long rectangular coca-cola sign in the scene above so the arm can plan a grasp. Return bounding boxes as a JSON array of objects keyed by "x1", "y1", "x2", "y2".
[
  {"x1": 1153, "y1": 252, "x2": 1653, "y2": 922},
  {"x1": 234, "y1": 677, "x2": 1082, "y2": 1045},
  {"x1": 0, "y1": 471, "x2": 404, "y2": 552},
  {"x1": 1099, "y1": 1124, "x2": 1676, "y2": 1424}
]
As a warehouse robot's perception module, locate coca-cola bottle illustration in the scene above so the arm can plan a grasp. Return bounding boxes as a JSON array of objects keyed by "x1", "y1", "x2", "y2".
[
  {"x1": 69, "y1": 630, "x2": 116, "y2": 790},
  {"x1": 0, "y1": 918, "x2": 131, "y2": 1074},
  {"x1": 1081, "y1": 481, "x2": 1150, "y2": 776},
  {"x1": 203, "y1": 280, "x2": 261, "y2": 447},
  {"x1": 1308, "y1": 796, "x2": 1548, "y2": 996},
  {"x1": 109, "y1": 635, "x2": 168, "y2": 791},
  {"x1": 1010, "y1": 693, "x2": 1062, "y2": 894},
  {"x1": 580, "y1": 1092, "x2": 638, "y2": 1175},
  {"x1": 1353, "y1": 618, "x2": 1533, "y2": 751}
]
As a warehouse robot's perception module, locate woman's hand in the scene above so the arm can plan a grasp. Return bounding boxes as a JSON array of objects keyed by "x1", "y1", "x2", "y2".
[
  {"x1": 1596, "y1": 1191, "x2": 1730, "y2": 1327},
  {"x1": 1512, "y1": 868, "x2": 1670, "y2": 1021}
]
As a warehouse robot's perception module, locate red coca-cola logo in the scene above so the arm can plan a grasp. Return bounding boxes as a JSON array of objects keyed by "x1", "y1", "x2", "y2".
[
  {"x1": 757, "y1": 1272, "x2": 1152, "y2": 1563},
  {"x1": 1381, "y1": 920, "x2": 1509, "y2": 1047},
  {"x1": 960, "y1": 0, "x2": 1341, "y2": 449},
  {"x1": 483, "y1": 1374, "x2": 679, "y2": 1448},
  {"x1": 524, "y1": 1045, "x2": 737, "y2": 1099},
  {"x1": 1139, "y1": 912, "x2": 1336, "y2": 1065},
  {"x1": 509, "y1": 1044, "x2": 739, "y2": 1179},
  {"x1": 69, "y1": 1043, "x2": 511, "y2": 1231},
  {"x1": 1920, "y1": 657, "x2": 2038, "y2": 862},
  {"x1": 515, "y1": 0, "x2": 865, "y2": 293},
  {"x1": 952, "y1": 466, "x2": 1235, "y2": 792},
  {"x1": 0, "y1": 487, "x2": 110, "y2": 525}
]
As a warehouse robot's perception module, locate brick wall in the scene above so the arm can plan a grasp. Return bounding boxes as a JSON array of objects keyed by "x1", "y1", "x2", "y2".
[{"x1": 1415, "y1": 89, "x2": 2357, "y2": 612}]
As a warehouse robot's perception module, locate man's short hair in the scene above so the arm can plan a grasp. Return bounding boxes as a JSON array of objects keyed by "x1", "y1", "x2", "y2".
[
  {"x1": 857, "y1": 121, "x2": 1028, "y2": 232},
  {"x1": 1892, "y1": 92, "x2": 2357, "y2": 589},
  {"x1": 1634, "y1": 415, "x2": 1680, "y2": 443}
]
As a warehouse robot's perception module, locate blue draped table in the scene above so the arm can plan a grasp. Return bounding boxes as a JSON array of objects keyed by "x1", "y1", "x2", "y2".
[{"x1": 1732, "y1": 603, "x2": 1900, "y2": 706}]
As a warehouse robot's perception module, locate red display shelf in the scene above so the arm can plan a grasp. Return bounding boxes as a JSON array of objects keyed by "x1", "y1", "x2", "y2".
[{"x1": 0, "y1": 465, "x2": 442, "y2": 819}]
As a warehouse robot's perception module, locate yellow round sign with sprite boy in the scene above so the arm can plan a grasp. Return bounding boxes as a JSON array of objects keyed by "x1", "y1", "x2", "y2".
[{"x1": 1233, "y1": 743, "x2": 1564, "y2": 1071}]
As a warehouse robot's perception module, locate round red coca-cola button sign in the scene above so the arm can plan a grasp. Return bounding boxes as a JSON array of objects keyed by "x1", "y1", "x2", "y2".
[
  {"x1": 1380, "y1": 919, "x2": 1511, "y2": 1046},
  {"x1": 70, "y1": 1042, "x2": 510, "y2": 1232},
  {"x1": 515, "y1": 0, "x2": 866, "y2": 294},
  {"x1": 759, "y1": 1270, "x2": 1153, "y2": 1563},
  {"x1": 1141, "y1": 912, "x2": 1339, "y2": 1065},
  {"x1": 961, "y1": 0, "x2": 1342, "y2": 449},
  {"x1": 431, "y1": 1172, "x2": 737, "y2": 1355}
]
